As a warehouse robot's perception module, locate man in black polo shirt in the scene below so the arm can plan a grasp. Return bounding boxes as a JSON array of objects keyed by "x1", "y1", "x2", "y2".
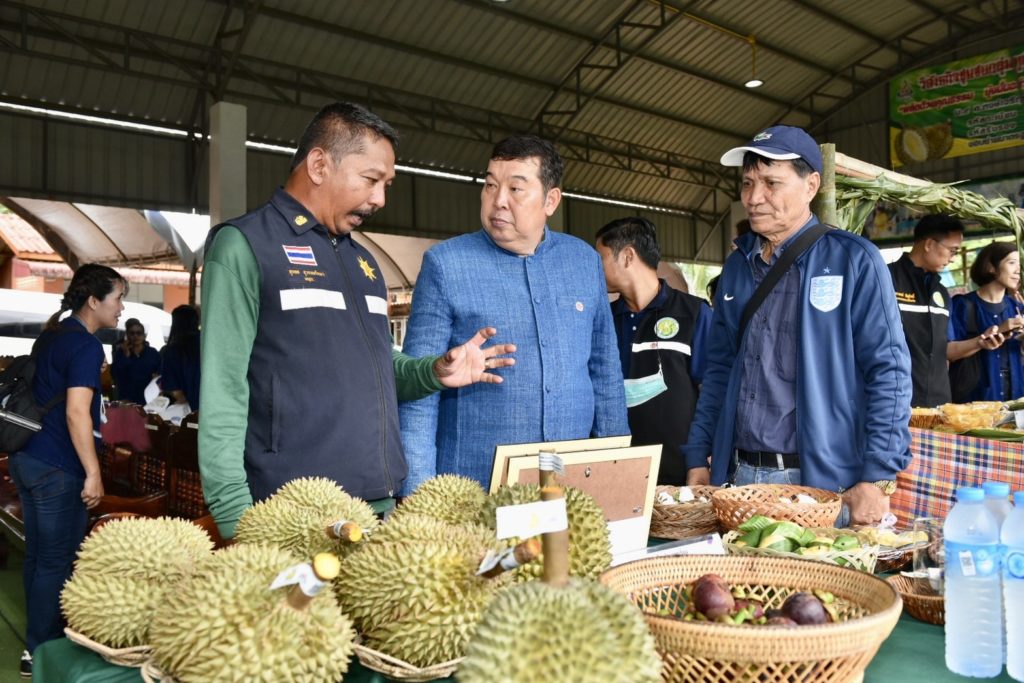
[
  {"x1": 596, "y1": 217, "x2": 712, "y2": 485},
  {"x1": 888, "y1": 214, "x2": 964, "y2": 407}
]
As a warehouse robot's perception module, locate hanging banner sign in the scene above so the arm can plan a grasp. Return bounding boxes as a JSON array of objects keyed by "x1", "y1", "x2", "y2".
[{"x1": 889, "y1": 46, "x2": 1024, "y2": 167}]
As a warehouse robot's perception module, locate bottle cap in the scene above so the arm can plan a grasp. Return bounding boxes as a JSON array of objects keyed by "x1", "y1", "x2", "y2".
[
  {"x1": 1014, "y1": 491, "x2": 1024, "y2": 507},
  {"x1": 956, "y1": 487, "x2": 984, "y2": 502},
  {"x1": 982, "y1": 481, "x2": 1010, "y2": 498}
]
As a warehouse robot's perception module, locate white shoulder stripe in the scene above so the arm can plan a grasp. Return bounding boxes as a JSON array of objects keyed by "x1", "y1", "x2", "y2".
[
  {"x1": 632, "y1": 341, "x2": 692, "y2": 355},
  {"x1": 365, "y1": 295, "x2": 388, "y2": 315},
  {"x1": 898, "y1": 302, "x2": 949, "y2": 317},
  {"x1": 280, "y1": 288, "x2": 347, "y2": 311}
]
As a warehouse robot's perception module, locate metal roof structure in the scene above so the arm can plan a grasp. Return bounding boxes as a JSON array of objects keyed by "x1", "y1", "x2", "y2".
[{"x1": 2, "y1": 0, "x2": 1024, "y2": 234}]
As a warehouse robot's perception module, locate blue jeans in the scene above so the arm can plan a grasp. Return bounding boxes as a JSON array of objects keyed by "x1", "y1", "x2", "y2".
[
  {"x1": 731, "y1": 461, "x2": 850, "y2": 528},
  {"x1": 8, "y1": 453, "x2": 87, "y2": 653}
]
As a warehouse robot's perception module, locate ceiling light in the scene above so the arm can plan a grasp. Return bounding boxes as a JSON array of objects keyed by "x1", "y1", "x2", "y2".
[{"x1": 744, "y1": 37, "x2": 763, "y2": 88}]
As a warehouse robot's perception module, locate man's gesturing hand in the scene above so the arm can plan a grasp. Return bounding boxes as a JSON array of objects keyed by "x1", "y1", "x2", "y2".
[{"x1": 433, "y1": 327, "x2": 516, "y2": 388}]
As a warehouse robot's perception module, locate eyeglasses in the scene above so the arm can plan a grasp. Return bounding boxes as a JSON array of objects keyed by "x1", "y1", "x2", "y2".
[{"x1": 933, "y1": 240, "x2": 961, "y2": 257}]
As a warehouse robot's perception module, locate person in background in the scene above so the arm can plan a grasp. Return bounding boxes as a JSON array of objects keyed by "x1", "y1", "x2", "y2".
[
  {"x1": 706, "y1": 275, "x2": 720, "y2": 305},
  {"x1": 683, "y1": 125, "x2": 911, "y2": 527},
  {"x1": 199, "y1": 101, "x2": 515, "y2": 539},
  {"x1": 949, "y1": 241, "x2": 1024, "y2": 401},
  {"x1": 10, "y1": 264, "x2": 126, "y2": 676},
  {"x1": 160, "y1": 304, "x2": 201, "y2": 411},
  {"x1": 888, "y1": 214, "x2": 966, "y2": 407},
  {"x1": 399, "y1": 134, "x2": 628, "y2": 493},
  {"x1": 110, "y1": 317, "x2": 160, "y2": 404},
  {"x1": 596, "y1": 216, "x2": 711, "y2": 485}
]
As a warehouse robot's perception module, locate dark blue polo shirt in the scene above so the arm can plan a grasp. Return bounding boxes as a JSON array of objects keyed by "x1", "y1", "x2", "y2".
[
  {"x1": 612, "y1": 283, "x2": 670, "y2": 377},
  {"x1": 160, "y1": 340, "x2": 201, "y2": 409},
  {"x1": 111, "y1": 344, "x2": 161, "y2": 404},
  {"x1": 23, "y1": 317, "x2": 104, "y2": 477}
]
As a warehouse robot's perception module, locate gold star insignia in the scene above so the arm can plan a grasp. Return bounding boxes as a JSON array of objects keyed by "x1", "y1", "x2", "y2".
[
  {"x1": 294, "y1": 215, "x2": 308, "y2": 226},
  {"x1": 358, "y1": 256, "x2": 376, "y2": 281}
]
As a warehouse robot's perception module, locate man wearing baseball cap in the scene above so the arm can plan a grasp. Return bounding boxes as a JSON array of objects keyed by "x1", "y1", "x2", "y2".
[{"x1": 681, "y1": 125, "x2": 912, "y2": 527}]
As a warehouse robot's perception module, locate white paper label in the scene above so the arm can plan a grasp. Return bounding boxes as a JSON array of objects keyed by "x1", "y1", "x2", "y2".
[
  {"x1": 494, "y1": 499, "x2": 568, "y2": 540},
  {"x1": 538, "y1": 451, "x2": 565, "y2": 475},
  {"x1": 269, "y1": 562, "x2": 325, "y2": 597}
]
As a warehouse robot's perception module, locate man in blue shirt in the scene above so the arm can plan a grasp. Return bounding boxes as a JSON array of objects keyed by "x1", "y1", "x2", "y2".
[
  {"x1": 596, "y1": 216, "x2": 711, "y2": 485},
  {"x1": 399, "y1": 135, "x2": 629, "y2": 492},
  {"x1": 683, "y1": 126, "x2": 912, "y2": 527}
]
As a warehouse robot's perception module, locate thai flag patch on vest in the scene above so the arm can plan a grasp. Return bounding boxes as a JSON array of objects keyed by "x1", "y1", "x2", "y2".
[{"x1": 283, "y1": 245, "x2": 317, "y2": 266}]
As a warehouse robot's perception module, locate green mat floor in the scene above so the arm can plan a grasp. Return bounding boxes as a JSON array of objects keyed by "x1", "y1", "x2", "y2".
[{"x1": 0, "y1": 542, "x2": 27, "y2": 682}]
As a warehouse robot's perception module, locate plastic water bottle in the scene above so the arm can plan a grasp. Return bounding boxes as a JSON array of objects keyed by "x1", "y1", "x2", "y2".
[
  {"x1": 944, "y1": 486, "x2": 1003, "y2": 678},
  {"x1": 983, "y1": 481, "x2": 1012, "y2": 665},
  {"x1": 983, "y1": 481, "x2": 1012, "y2": 525},
  {"x1": 1004, "y1": 492, "x2": 1024, "y2": 682}
]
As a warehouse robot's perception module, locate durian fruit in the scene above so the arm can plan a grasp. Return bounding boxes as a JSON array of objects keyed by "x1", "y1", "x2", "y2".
[
  {"x1": 336, "y1": 536, "x2": 511, "y2": 667},
  {"x1": 235, "y1": 476, "x2": 379, "y2": 558},
  {"x1": 393, "y1": 474, "x2": 487, "y2": 526},
  {"x1": 479, "y1": 483, "x2": 612, "y2": 581},
  {"x1": 894, "y1": 127, "x2": 929, "y2": 165},
  {"x1": 61, "y1": 517, "x2": 214, "y2": 647},
  {"x1": 149, "y1": 543, "x2": 355, "y2": 683},
  {"x1": 372, "y1": 511, "x2": 498, "y2": 552},
  {"x1": 457, "y1": 578, "x2": 662, "y2": 683},
  {"x1": 924, "y1": 121, "x2": 953, "y2": 159}
]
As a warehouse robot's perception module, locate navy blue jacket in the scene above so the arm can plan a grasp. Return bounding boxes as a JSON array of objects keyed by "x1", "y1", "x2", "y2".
[{"x1": 682, "y1": 223, "x2": 912, "y2": 491}]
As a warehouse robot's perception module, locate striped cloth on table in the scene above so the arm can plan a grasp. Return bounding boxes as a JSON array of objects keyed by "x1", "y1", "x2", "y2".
[{"x1": 890, "y1": 427, "x2": 1024, "y2": 524}]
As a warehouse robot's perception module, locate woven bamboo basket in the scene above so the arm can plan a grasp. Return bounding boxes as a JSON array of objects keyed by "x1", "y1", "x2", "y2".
[
  {"x1": 722, "y1": 527, "x2": 879, "y2": 573},
  {"x1": 887, "y1": 575, "x2": 944, "y2": 625},
  {"x1": 650, "y1": 485, "x2": 720, "y2": 539},
  {"x1": 874, "y1": 548, "x2": 914, "y2": 574},
  {"x1": 64, "y1": 628, "x2": 151, "y2": 668},
  {"x1": 600, "y1": 555, "x2": 902, "y2": 683},
  {"x1": 713, "y1": 485, "x2": 842, "y2": 531},
  {"x1": 352, "y1": 642, "x2": 462, "y2": 682}
]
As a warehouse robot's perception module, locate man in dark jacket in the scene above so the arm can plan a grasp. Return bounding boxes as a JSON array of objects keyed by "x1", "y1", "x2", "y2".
[{"x1": 596, "y1": 217, "x2": 712, "y2": 485}]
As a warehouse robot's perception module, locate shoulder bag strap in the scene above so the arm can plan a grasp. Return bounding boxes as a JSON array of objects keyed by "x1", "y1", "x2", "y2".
[{"x1": 738, "y1": 223, "x2": 832, "y2": 345}]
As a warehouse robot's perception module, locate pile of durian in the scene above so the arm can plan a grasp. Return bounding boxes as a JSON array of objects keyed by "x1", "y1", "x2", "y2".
[{"x1": 59, "y1": 473, "x2": 657, "y2": 681}]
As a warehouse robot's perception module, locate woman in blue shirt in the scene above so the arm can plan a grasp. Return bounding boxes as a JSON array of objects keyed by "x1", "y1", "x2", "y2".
[
  {"x1": 160, "y1": 304, "x2": 200, "y2": 410},
  {"x1": 950, "y1": 241, "x2": 1024, "y2": 401},
  {"x1": 8, "y1": 264, "x2": 126, "y2": 673},
  {"x1": 110, "y1": 317, "x2": 161, "y2": 404}
]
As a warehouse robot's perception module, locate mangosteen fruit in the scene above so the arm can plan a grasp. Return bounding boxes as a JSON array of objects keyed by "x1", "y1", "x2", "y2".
[{"x1": 781, "y1": 591, "x2": 832, "y2": 625}]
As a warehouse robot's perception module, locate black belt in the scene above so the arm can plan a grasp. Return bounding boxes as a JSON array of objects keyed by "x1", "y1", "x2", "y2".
[{"x1": 736, "y1": 449, "x2": 800, "y2": 470}]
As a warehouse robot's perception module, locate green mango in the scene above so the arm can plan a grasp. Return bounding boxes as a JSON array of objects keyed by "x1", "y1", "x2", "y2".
[
  {"x1": 737, "y1": 515, "x2": 776, "y2": 534},
  {"x1": 798, "y1": 529, "x2": 817, "y2": 547},
  {"x1": 758, "y1": 533, "x2": 796, "y2": 552},
  {"x1": 761, "y1": 521, "x2": 805, "y2": 542},
  {"x1": 832, "y1": 535, "x2": 860, "y2": 551},
  {"x1": 810, "y1": 535, "x2": 835, "y2": 547},
  {"x1": 737, "y1": 530, "x2": 762, "y2": 547}
]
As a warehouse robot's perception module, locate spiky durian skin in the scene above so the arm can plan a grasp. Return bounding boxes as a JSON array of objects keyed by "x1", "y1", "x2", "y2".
[
  {"x1": 393, "y1": 474, "x2": 487, "y2": 526},
  {"x1": 149, "y1": 543, "x2": 355, "y2": 683},
  {"x1": 479, "y1": 484, "x2": 612, "y2": 581},
  {"x1": 234, "y1": 477, "x2": 379, "y2": 558},
  {"x1": 60, "y1": 517, "x2": 213, "y2": 647},
  {"x1": 336, "y1": 539, "x2": 509, "y2": 667},
  {"x1": 371, "y1": 512, "x2": 499, "y2": 553},
  {"x1": 458, "y1": 579, "x2": 662, "y2": 683}
]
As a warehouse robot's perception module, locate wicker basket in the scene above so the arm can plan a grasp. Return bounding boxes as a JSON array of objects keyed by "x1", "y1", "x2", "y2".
[
  {"x1": 712, "y1": 485, "x2": 842, "y2": 531},
  {"x1": 64, "y1": 628, "x2": 151, "y2": 668},
  {"x1": 600, "y1": 555, "x2": 902, "y2": 683},
  {"x1": 650, "y1": 485, "x2": 720, "y2": 539},
  {"x1": 352, "y1": 642, "x2": 462, "y2": 682},
  {"x1": 874, "y1": 548, "x2": 913, "y2": 574},
  {"x1": 723, "y1": 527, "x2": 879, "y2": 573},
  {"x1": 886, "y1": 575, "x2": 944, "y2": 625}
]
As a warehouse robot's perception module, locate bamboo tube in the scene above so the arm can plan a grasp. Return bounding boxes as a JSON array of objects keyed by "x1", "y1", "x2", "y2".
[
  {"x1": 478, "y1": 537, "x2": 543, "y2": 578},
  {"x1": 539, "y1": 467, "x2": 570, "y2": 587},
  {"x1": 813, "y1": 143, "x2": 837, "y2": 227},
  {"x1": 287, "y1": 553, "x2": 341, "y2": 610},
  {"x1": 324, "y1": 520, "x2": 363, "y2": 543}
]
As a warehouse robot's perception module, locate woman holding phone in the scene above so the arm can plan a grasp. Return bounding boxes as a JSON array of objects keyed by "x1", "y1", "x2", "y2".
[{"x1": 949, "y1": 242, "x2": 1024, "y2": 402}]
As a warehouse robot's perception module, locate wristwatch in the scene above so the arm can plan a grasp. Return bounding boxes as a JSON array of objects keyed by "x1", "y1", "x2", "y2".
[{"x1": 872, "y1": 480, "x2": 897, "y2": 496}]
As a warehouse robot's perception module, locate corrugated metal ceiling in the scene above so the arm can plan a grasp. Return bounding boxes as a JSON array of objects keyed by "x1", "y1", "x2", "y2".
[{"x1": 2, "y1": 0, "x2": 1024, "y2": 225}]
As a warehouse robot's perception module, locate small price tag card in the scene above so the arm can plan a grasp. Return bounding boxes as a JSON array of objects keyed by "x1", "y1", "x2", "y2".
[{"x1": 495, "y1": 499, "x2": 568, "y2": 540}]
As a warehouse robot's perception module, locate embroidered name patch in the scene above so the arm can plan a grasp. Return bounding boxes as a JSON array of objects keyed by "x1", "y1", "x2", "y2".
[{"x1": 283, "y1": 245, "x2": 317, "y2": 267}]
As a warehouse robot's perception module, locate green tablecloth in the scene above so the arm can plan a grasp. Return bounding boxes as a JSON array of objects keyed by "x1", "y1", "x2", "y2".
[{"x1": 33, "y1": 612, "x2": 1015, "y2": 682}]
